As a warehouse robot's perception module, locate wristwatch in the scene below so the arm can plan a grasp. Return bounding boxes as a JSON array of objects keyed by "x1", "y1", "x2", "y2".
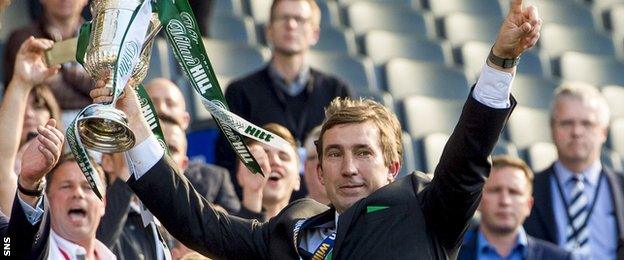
[
  {"x1": 487, "y1": 49, "x2": 520, "y2": 68},
  {"x1": 17, "y1": 179, "x2": 45, "y2": 197}
]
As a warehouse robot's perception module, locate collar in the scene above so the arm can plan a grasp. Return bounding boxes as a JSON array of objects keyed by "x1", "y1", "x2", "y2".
[
  {"x1": 554, "y1": 160, "x2": 602, "y2": 187},
  {"x1": 477, "y1": 227, "x2": 528, "y2": 257},
  {"x1": 267, "y1": 62, "x2": 311, "y2": 96},
  {"x1": 50, "y1": 230, "x2": 117, "y2": 260}
]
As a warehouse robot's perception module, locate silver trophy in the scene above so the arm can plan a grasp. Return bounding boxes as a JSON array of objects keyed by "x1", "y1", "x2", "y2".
[{"x1": 79, "y1": 0, "x2": 161, "y2": 153}]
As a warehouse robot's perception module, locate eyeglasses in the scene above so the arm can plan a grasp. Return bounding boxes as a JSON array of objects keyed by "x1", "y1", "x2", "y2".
[{"x1": 273, "y1": 14, "x2": 311, "y2": 26}]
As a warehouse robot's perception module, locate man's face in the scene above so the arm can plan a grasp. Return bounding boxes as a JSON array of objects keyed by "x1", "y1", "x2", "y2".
[
  {"x1": 162, "y1": 122, "x2": 189, "y2": 171},
  {"x1": 147, "y1": 80, "x2": 190, "y2": 129},
  {"x1": 48, "y1": 161, "x2": 105, "y2": 244},
  {"x1": 479, "y1": 167, "x2": 533, "y2": 234},
  {"x1": 319, "y1": 122, "x2": 398, "y2": 213},
  {"x1": 261, "y1": 142, "x2": 300, "y2": 205},
  {"x1": 551, "y1": 97, "x2": 607, "y2": 167},
  {"x1": 41, "y1": 0, "x2": 87, "y2": 21},
  {"x1": 266, "y1": 0, "x2": 319, "y2": 56},
  {"x1": 304, "y1": 146, "x2": 328, "y2": 204}
]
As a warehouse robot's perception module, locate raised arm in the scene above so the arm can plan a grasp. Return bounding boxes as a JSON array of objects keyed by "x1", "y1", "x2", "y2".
[
  {"x1": 90, "y1": 82, "x2": 271, "y2": 259},
  {"x1": 420, "y1": 0, "x2": 541, "y2": 251},
  {"x1": 0, "y1": 37, "x2": 60, "y2": 215}
]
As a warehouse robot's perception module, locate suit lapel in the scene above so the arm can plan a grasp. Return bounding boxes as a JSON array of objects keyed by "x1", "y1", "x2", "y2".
[
  {"x1": 534, "y1": 165, "x2": 559, "y2": 242},
  {"x1": 332, "y1": 200, "x2": 365, "y2": 257},
  {"x1": 603, "y1": 167, "x2": 624, "y2": 257}
]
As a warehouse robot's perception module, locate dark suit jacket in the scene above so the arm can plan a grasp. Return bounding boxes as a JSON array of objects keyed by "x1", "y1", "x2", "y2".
[
  {"x1": 129, "y1": 95, "x2": 514, "y2": 259},
  {"x1": 524, "y1": 164, "x2": 624, "y2": 259},
  {"x1": 458, "y1": 229, "x2": 572, "y2": 260},
  {"x1": 4, "y1": 193, "x2": 50, "y2": 260}
]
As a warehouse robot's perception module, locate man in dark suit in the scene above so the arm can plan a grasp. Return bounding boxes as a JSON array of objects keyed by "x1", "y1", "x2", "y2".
[
  {"x1": 524, "y1": 82, "x2": 624, "y2": 259},
  {"x1": 91, "y1": 0, "x2": 541, "y2": 258},
  {"x1": 459, "y1": 156, "x2": 571, "y2": 260}
]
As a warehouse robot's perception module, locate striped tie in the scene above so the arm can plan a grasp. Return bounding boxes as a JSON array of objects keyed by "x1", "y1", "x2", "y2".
[{"x1": 565, "y1": 175, "x2": 590, "y2": 252}]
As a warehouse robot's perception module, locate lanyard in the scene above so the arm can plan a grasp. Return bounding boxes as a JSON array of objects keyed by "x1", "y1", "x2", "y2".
[
  {"x1": 311, "y1": 232, "x2": 336, "y2": 260},
  {"x1": 552, "y1": 171, "x2": 604, "y2": 241}
]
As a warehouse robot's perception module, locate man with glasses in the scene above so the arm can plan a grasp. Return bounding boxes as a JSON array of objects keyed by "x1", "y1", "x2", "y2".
[{"x1": 215, "y1": 0, "x2": 354, "y2": 189}]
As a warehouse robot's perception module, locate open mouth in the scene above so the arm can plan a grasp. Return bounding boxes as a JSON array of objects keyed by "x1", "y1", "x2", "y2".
[
  {"x1": 68, "y1": 208, "x2": 87, "y2": 222},
  {"x1": 268, "y1": 172, "x2": 283, "y2": 182}
]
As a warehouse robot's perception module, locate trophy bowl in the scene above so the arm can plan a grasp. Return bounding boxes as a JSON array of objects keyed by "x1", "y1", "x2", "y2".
[{"x1": 79, "y1": 0, "x2": 160, "y2": 153}]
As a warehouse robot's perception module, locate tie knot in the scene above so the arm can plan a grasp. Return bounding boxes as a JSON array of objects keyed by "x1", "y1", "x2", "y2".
[{"x1": 571, "y1": 175, "x2": 584, "y2": 183}]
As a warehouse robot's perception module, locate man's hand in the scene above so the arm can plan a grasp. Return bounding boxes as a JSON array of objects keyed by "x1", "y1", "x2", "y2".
[
  {"x1": 237, "y1": 144, "x2": 270, "y2": 213},
  {"x1": 492, "y1": 0, "x2": 542, "y2": 59},
  {"x1": 12, "y1": 37, "x2": 61, "y2": 87},
  {"x1": 89, "y1": 79, "x2": 152, "y2": 144},
  {"x1": 19, "y1": 119, "x2": 64, "y2": 189}
]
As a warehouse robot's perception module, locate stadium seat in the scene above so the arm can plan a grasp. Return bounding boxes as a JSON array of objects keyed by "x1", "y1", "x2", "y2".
[
  {"x1": 602, "y1": 85, "x2": 624, "y2": 119},
  {"x1": 610, "y1": 117, "x2": 624, "y2": 156},
  {"x1": 308, "y1": 51, "x2": 378, "y2": 92},
  {"x1": 363, "y1": 31, "x2": 446, "y2": 65},
  {"x1": 401, "y1": 96, "x2": 463, "y2": 138},
  {"x1": 520, "y1": 0, "x2": 594, "y2": 28},
  {"x1": 209, "y1": 15, "x2": 258, "y2": 46},
  {"x1": 421, "y1": 133, "x2": 449, "y2": 173},
  {"x1": 214, "y1": 0, "x2": 244, "y2": 16},
  {"x1": 610, "y1": 5, "x2": 624, "y2": 33},
  {"x1": 526, "y1": 142, "x2": 558, "y2": 172},
  {"x1": 539, "y1": 24, "x2": 615, "y2": 59},
  {"x1": 511, "y1": 74, "x2": 558, "y2": 110},
  {"x1": 0, "y1": 0, "x2": 31, "y2": 41},
  {"x1": 559, "y1": 52, "x2": 624, "y2": 86},
  {"x1": 506, "y1": 106, "x2": 551, "y2": 149},
  {"x1": 312, "y1": 27, "x2": 358, "y2": 55},
  {"x1": 428, "y1": 0, "x2": 502, "y2": 18},
  {"x1": 385, "y1": 58, "x2": 469, "y2": 101},
  {"x1": 493, "y1": 139, "x2": 520, "y2": 157},
  {"x1": 344, "y1": 2, "x2": 427, "y2": 36},
  {"x1": 145, "y1": 38, "x2": 180, "y2": 81},
  {"x1": 247, "y1": 0, "x2": 272, "y2": 24},
  {"x1": 202, "y1": 38, "x2": 270, "y2": 79},
  {"x1": 399, "y1": 132, "x2": 419, "y2": 178},
  {"x1": 459, "y1": 41, "x2": 544, "y2": 80},
  {"x1": 441, "y1": 13, "x2": 501, "y2": 47}
]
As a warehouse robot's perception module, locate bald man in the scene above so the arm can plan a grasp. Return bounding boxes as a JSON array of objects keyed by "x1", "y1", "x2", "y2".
[{"x1": 145, "y1": 78, "x2": 191, "y2": 130}]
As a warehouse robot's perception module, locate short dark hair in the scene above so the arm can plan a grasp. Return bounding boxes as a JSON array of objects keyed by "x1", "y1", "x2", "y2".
[
  {"x1": 491, "y1": 155, "x2": 534, "y2": 193},
  {"x1": 45, "y1": 153, "x2": 106, "y2": 194}
]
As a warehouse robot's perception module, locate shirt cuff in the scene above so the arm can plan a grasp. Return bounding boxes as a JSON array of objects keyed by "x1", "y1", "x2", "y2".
[
  {"x1": 17, "y1": 193, "x2": 44, "y2": 225},
  {"x1": 472, "y1": 64, "x2": 514, "y2": 109},
  {"x1": 126, "y1": 135, "x2": 164, "y2": 180}
]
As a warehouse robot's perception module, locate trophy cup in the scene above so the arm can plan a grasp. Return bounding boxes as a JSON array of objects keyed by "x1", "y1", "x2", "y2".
[{"x1": 79, "y1": 0, "x2": 161, "y2": 153}]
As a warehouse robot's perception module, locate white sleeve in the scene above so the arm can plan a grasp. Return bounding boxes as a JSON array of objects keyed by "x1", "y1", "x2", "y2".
[
  {"x1": 471, "y1": 64, "x2": 515, "y2": 109},
  {"x1": 126, "y1": 135, "x2": 165, "y2": 180}
]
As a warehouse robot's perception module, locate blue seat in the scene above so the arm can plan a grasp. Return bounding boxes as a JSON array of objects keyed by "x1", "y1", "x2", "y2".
[
  {"x1": 308, "y1": 51, "x2": 378, "y2": 92},
  {"x1": 214, "y1": 0, "x2": 244, "y2": 16},
  {"x1": 209, "y1": 15, "x2": 258, "y2": 46},
  {"x1": 560, "y1": 52, "x2": 624, "y2": 86},
  {"x1": 345, "y1": 2, "x2": 427, "y2": 36},
  {"x1": 312, "y1": 27, "x2": 357, "y2": 55},
  {"x1": 505, "y1": 106, "x2": 551, "y2": 149},
  {"x1": 202, "y1": 38, "x2": 269, "y2": 79},
  {"x1": 385, "y1": 58, "x2": 469, "y2": 101},
  {"x1": 540, "y1": 24, "x2": 615, "y2": 59},
  {"x1": 363, "y1": 31, "x2": 445, "y2": 65},
  {"x1": 441, "y1": 13, "x2": 501, "y2": 47},
  {"x1": 428, "y1": 0, "x2": 502, "y2": 18},
  {"x1": 512, "y1": 74, "x2": 559, "y2": 110},
  {"x1": 401, "y1": 95, "x2": 463, "y2": 138}
]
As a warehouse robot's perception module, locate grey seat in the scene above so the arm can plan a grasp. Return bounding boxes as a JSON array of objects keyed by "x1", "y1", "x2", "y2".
[
  {"x1": 560, "y1": 52, "x2": 624, "y2": 86},
  {"x1": 202, "y1": 38, "x2": 269, "y2": 78},
  {"x1": 420, "y1": 133, "x2": 450, "y2": 173},
  {"x1": 214, "y1": 0, "x2": 244, "y2": 16},
  {"x1": 209, "y1": 15, "x2": 258, "y2": 46},
  {"x1": 520, "y1": 0, "x2": 594, "y2": 28},
  {"x1": 363, "y1": 31, "x2": 445, "y2": 65},
  {"x1": 441, "y1": 13, "x2": 501, "y2": 47},
  {"x1": 525, "y1": 142, "x2": 558, "y2": 172},
  {"x1": 402, "y1": 95, "x2": 463, "y2": 138},
  {"x1": 247, "y1": 0, "x2": 272, "y2": 24},
  {"x1": 312, "y1": 27, "x2": 357, "y2": 55},
  {"x1": 506, "y1": 106, "x2": 551, "y2": 149},
  {"x1": 460, "y1": 41, "x2": 544, "y2": 80},
  {"x1": 602, "y1": 85, "x2": 624, "y2": 119},
  {"x1": 145, "y1": 38, "x2": 180, "y2": 81},
  {"x1": 611, "y1": 117, "x2": 624, "y2": 156},
  {"x1": 308, "y1": 51, "x2": 377, "y2": 92},
  {"x1": 540, "y1": 24, "x2": 615, "y2": 59},
  {"x1": 345, "y1": 2, "x2": 427, "y2": 36},
  {"x1": 386, "y1": 58, "x2": 469, "y2": 101},
  {"x1": 399, "y1": 132, "x2": 420, "y2": 178},
  {"x1": 429, "y1": 0, "x2": 502, "y2": 18},
  {"x1": 512, "y1": 74, "x2": 558, "y2": 110}
]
